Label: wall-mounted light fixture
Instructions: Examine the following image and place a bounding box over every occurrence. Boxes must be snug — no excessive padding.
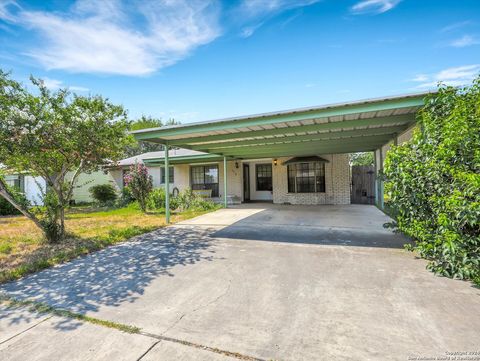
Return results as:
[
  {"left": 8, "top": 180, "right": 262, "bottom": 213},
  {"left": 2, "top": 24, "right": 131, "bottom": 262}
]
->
[{"left": 273, "top": 159, "right": 278, "bottom": 166}]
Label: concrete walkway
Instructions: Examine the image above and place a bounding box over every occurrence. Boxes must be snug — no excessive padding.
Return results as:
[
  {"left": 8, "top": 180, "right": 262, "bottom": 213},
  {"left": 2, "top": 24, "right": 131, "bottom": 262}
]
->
[{"left": 1, "top": 204, "right": 479, "bottom": 360}]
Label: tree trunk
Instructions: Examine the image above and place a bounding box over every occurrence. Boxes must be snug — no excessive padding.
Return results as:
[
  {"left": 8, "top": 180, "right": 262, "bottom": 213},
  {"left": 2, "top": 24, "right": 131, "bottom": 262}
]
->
[
  {"left": 0, "top": 180, "right": 47, "bottom": 238},
  {"left": 59, "top": 206, "right": 66, "bottom": 240}
]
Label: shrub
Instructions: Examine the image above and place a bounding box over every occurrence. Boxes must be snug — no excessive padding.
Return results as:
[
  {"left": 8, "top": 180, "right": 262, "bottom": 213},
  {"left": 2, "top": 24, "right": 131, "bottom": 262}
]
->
[
  {"left": 176, "top": 188, "right": 217, "bottom": 211},
  {"left": 89, "top": 184, "right": 117, "bottom": 205},
  {"left": 124, "top": 163, "right": 153, "bottom": 212},
  {"left": 0, "top": 185, "right": 27, "bottom": 216},
  {"left": 383, "top": 76, "right": 480, "bottom": 283},
  {"left": 146, "top": 187, "right": 217, "bottom": 212},
  {"left": 147, "top": 188, "right": 166, "bottom": 210},
  {"left": 116, "top": 187, "right": 135, "bottom": 207},
  {"left": 147, "top": 188, "right": 179, "bottom": 211},
  {"left": 0, "top": 196, "right": 19, "bottom": 216}
]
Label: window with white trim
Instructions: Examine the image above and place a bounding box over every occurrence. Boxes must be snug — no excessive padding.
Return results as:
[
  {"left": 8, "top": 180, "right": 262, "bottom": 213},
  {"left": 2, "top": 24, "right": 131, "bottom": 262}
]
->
[{"left": 256, "top": 164, "right": 272, "bottom": 191}]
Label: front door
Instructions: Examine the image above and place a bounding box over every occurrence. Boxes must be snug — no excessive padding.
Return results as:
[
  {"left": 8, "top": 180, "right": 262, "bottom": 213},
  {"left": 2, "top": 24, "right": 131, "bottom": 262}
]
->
[{"left": 243, "top": 164, "right": 250, "bottom": 202}]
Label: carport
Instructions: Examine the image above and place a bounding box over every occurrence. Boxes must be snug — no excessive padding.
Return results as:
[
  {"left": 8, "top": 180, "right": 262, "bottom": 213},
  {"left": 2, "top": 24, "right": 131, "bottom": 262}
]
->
[{"left": 132, "top": 93, "right": 428, "bottom": 222}]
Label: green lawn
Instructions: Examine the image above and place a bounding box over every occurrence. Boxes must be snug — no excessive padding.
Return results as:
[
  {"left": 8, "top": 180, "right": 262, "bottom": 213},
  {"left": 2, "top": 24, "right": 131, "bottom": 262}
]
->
[{"left": 0, "top": 203, "right": 217, "bottom": 284}]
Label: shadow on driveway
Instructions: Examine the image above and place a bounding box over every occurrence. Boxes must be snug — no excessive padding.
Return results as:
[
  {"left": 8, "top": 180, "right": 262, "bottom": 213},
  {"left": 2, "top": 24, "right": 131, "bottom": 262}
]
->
[{"left": 1, "top": 227, "right": 215, "bottom": 331}]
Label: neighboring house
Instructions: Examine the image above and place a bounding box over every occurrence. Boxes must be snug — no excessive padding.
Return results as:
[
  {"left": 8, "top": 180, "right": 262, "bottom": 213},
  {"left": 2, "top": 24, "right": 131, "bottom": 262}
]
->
[
  {"left": 69, "top": 170, "right": 117, "bottom": 204},
  {"left": 3, "top": 173, "right": 46, "bottom": 206},
  {"left": 2, "top": 170, "right": 116, "bottom": 206}
]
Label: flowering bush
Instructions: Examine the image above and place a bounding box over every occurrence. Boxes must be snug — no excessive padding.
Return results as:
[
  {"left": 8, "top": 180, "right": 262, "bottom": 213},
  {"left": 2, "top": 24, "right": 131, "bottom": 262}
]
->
[{"left": 124, "top": 163, "right": 153, "bottom": 212}]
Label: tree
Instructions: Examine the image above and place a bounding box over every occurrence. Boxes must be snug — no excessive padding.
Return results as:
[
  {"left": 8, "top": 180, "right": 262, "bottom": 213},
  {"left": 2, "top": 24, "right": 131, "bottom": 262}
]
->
[
  {"left": 124, "top": 162, "right": 153, "bottom": 212},
  {"left": 0, "top": 70, "right": 131, "bottom": 243},
  {"left": 383, "top": 76, "right": 480, "bottom": 283},
  {"left": 349, "top": 152, "right": 374, "bottom": 166},
  {"left": 124, "top": 116, "right": 179, "bottom": 157}
]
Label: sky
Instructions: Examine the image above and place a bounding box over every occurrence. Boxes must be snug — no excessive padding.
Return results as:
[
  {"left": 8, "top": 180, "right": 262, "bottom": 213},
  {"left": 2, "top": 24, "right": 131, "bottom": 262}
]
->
[{"left": 1, "top": 0, "right": 479, "bottom": 123}]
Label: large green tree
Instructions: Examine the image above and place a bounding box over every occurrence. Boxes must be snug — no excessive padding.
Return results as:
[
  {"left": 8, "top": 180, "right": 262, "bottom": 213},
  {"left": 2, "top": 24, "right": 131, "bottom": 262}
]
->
[
  {"left": 349, "top": 152, "right": 374, "bottom": 166},
  {"left": 384, "top": 76, "right": 480, "bottom": 283},
  {"left": 0, "top": 70, "right": 131, "bottom": 243},
  {"left": 124, "top": 116, "right": 179, "bottom": 157}
]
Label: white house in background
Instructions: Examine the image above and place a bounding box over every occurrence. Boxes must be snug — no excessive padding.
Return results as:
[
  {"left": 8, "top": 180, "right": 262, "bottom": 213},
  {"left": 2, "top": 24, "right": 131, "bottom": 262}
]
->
[
  {"left": 2, "top": 170, "right": 116, "bottom": 206},
  {"left": 3, "top": 173, "right": 46, "bottom": 206}
]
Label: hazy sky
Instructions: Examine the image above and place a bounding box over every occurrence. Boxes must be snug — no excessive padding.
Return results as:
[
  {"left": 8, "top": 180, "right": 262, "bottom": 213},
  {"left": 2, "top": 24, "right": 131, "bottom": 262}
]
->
[{"left": 1, "top": 0, "right": 479, "bottom": 123}]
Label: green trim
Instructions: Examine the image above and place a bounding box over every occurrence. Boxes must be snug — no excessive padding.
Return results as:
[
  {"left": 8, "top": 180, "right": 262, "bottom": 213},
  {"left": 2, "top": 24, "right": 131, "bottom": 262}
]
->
[
  {"left": 223, "top": 157, "right": 227, "bottom": 208},
  {"left": 193, "top": 125, "right": 407, "bottom": 151},
  {"left": 215, "top": 135, "right": 391, "bottom": 156},
  {"left": 165, "top": 114, "right": 414, "bottom": 146},
  {"left": 164, "top": 146, "right": 170, "bottom": 224},
  {"left": 234, "top": 146, "right": 377, "bottom": 159},
  {"left": 134, "top": 96, "right": 423, "bottom": 140},
  {"left": 230, "top": 141, "right": 383, "bottom": 158},
  {"left": 143, "top": 154, "right": 225, "bottom": 165}
]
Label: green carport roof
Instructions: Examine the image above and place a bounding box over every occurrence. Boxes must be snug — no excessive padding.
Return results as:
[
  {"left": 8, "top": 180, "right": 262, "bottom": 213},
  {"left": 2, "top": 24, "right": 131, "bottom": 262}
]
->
[{"left": 133, "top": 92, "right": 430, "bottom": 159}]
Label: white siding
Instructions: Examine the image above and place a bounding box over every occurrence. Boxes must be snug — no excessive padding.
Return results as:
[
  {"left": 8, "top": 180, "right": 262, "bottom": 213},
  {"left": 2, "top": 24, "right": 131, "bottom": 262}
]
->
[
  {"left": 70, "top": 171, "right": 117, "bottom": 203},
  {"left": 24, "top": 176, "right": 46, "bottom": 206}
]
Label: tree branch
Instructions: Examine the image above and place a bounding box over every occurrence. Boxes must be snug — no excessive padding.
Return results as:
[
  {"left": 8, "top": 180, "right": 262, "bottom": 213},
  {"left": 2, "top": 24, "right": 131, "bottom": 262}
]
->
[
  {"left": 0, "top": 178, "right": 45, "bottom": 236},
  {"left": 65, "top": 159, "right": 85, "bottom": 203}
]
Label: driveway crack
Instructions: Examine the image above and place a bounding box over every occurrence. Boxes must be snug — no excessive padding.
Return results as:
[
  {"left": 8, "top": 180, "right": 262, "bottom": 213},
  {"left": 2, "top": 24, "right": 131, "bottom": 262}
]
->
[
  {"left": 0, "top": 314, "right": 53, "bottom": 345},
  {"left": 161, "top": 277, "right": 233, "bottom": 336},
  {"left": 136, "top": 340, "right": 161, "bottom": 361}
]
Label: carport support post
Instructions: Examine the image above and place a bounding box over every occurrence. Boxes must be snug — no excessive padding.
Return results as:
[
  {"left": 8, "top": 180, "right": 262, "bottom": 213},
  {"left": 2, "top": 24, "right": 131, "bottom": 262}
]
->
[
  {"left": 374, "top": 150, "right": 379, "bottom": 205},
  {"left": 223, "top": 156, "right": 228, "bottom": 208},
  {"left": 379, "top": 148, "right": 384, "bottom": 210},
  {"left": 164, "top": 145, "right": 170, "bottom": 224}
]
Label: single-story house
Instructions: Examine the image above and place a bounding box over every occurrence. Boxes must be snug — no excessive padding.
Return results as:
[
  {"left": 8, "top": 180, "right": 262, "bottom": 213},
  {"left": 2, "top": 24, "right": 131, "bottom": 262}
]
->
[
  {"left": 1, "top": 170, "right": 115, "bottom": 206},
  {"left": 127, "top": 93, "right": 428, "bottom": 222},
  {"left": 3, "top": 173, "right": 46, "bottom": 206}
]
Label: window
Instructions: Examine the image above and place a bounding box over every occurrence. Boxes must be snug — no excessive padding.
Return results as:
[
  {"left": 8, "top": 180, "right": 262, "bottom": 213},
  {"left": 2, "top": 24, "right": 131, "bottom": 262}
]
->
[
  {"left": 191, "top": 165, "right": 219, "bottom": 197},
  {"left": 161, "top": 167, "right": 174, "bottom": 184},
  {"left": 287, "top": 162, "right": 325, "bottom": 193},
  {"left": 256, "top": 164, "right": 272, "bottom": 191},
  {"left": 5, "top": 175, "right": 24, "bottom": 192}
]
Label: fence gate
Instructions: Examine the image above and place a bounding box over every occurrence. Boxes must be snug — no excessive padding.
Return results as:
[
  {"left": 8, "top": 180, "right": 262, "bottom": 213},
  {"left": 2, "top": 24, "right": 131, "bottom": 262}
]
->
[{"left": 351, "top": 165, "right": 375, "bottom": 204}]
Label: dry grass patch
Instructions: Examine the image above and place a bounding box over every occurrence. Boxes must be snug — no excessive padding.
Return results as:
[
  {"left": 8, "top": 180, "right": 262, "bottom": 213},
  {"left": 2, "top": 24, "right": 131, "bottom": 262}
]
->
[{"left": 0, "top": 203, "right": 216, "bottom": 283}]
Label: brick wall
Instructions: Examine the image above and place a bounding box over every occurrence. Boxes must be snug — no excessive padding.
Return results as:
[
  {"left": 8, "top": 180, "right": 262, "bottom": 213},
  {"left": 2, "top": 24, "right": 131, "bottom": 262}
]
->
[
  {"left": 272, "top": 154, "right": 351, "bottom": 205},
  {"left": 110, "top": 157, "right": 351, "bottom": 205}
]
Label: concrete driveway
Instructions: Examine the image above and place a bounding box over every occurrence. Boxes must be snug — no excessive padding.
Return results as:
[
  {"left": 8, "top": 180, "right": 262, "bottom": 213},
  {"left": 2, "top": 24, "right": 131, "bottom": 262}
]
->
[{"left": 1, "top": 204, "right": 479, "bottom": 360}]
